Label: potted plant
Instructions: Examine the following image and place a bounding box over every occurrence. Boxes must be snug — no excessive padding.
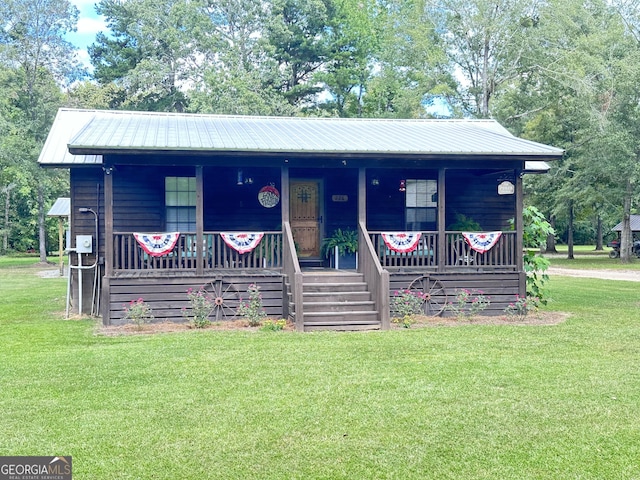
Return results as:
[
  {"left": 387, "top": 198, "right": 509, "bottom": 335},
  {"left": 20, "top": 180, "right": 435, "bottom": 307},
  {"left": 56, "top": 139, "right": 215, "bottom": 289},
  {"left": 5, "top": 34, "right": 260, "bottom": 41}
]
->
[{"left": 321, "top": 228, "right": 358, "bottom": 269}]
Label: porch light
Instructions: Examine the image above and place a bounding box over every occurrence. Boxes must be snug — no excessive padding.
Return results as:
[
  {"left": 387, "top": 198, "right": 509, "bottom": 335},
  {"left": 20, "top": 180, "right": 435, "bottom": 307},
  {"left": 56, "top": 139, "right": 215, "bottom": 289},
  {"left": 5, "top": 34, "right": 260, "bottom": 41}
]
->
[
  {"left": 399, "top": 180, "right": 406, "bottom": 192},
  {"left": 371, "top": 177, "right": 380, "bottom": 186},
  {"left": 237, "top": 169, "right": 243, "bottom": 185}
]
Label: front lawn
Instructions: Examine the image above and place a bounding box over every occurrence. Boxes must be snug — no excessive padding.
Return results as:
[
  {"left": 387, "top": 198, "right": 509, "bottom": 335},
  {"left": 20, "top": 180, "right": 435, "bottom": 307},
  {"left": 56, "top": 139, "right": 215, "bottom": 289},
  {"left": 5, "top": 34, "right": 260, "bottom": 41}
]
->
[
  {"left": 1, "top": 257, "right": 639, "bottom": 479},
  {"left": 548, "top": 244, "right": 640, "bottom": 270}
]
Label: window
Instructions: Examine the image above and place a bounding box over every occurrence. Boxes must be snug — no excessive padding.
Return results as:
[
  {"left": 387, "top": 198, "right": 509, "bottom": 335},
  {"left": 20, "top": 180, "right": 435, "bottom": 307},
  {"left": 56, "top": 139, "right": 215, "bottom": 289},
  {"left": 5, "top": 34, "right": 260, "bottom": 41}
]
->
[
  {"left": 166, "top": 176, "right": 196, "bottom": 231},
  {"left": 405, "top": 179, "right": 437, "bottom": 231}
]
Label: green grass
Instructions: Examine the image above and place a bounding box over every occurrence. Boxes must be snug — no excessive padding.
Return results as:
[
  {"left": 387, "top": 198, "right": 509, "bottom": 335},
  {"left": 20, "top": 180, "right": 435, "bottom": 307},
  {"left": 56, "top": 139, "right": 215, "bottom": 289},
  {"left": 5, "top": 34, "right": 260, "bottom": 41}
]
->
[
  {"left": 1, "top": 256, "right": 640, "bottom": 479},
  {"left": 548, "top": 244, "right": 640, "bottom": 270}
]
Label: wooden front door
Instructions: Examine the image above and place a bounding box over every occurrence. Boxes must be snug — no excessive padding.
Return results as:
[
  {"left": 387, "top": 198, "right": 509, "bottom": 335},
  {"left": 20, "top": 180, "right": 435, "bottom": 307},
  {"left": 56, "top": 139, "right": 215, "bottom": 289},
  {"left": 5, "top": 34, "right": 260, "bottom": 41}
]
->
[{"left": 290, "top": 180, "right": 321, "bottom": 257}]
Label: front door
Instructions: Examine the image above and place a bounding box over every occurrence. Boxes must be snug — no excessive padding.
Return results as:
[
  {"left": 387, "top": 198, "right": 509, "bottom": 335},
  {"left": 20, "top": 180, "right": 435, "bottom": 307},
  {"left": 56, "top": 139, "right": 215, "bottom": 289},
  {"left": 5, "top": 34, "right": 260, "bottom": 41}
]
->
[{"left": 290, "top": 180, "right": 321, "bottom": 258}]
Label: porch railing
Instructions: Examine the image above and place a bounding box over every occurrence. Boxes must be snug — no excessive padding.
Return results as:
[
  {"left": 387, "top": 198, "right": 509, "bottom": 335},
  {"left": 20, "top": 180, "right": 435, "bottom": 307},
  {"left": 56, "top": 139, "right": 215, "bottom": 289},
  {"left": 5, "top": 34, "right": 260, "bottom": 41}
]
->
[
  {"left": 369, "top": 232, "right": 438, "bottom": 269},
  {"left": 444, "top": 231, "right": 517, "bottom": 269},
  {"left": 369, "top": 231, "right": 517, "bottom": 270},
  {"left": 359, "top": 222, "right": 390, "bottom": 329},
  {"left": 283, "top": 222, "right": 304, "bottom": 331},
  {"left": 112, "top": 231, "right": 282, "bottom": 271}
]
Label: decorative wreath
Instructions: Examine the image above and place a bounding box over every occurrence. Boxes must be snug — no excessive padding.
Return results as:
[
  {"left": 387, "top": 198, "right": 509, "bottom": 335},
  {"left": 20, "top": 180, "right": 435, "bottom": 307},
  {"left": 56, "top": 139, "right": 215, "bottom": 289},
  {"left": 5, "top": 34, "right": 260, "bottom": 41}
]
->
[{"left": 258, "top": 184, "right": 280, "bottom": 208}]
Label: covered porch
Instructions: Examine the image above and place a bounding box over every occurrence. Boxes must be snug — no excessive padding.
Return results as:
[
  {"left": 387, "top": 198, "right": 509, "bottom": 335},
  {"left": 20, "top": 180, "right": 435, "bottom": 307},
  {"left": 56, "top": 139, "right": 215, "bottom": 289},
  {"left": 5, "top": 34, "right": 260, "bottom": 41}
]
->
[{"left": 100, "top": 164, "right": 524, "bottom": 330}]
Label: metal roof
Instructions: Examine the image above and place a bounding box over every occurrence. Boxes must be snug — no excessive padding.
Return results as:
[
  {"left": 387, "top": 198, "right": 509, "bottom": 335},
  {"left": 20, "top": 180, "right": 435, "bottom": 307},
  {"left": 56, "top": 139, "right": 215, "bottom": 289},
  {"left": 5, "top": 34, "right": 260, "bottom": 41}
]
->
[
  {"left": 38, "top": 109, "right": 102, "bottom": 166},
  {"left": 47, "top": 197, "right": 70, "bottom": 217},
  {"left": 39, "top": 108, "right": 564, "bottom": 166},
  {"left": 612, "top": 216, "right": 640, "bottom": 232}
]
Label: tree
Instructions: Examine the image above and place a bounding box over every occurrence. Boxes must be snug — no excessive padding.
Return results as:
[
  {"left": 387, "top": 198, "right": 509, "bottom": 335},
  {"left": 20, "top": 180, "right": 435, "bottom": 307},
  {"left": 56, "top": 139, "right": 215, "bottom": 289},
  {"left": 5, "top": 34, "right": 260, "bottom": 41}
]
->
[
  {"left": 90, "top": 0, "right": 206, "bottom": 111},
  {"left": 361, "top": 0, "right": 454, "bottom": 118},
  {"left": 0, "top": 0, "right": 79, "bottom": 259},
  {"left": 433, "top": 0, "right": 541, "bottom": 117},
  {"left": 264, "top": 0, "right": 337, "bottom": 107},
  {"left": 188, "top": 0, "right": 295, "bottom": 115}
]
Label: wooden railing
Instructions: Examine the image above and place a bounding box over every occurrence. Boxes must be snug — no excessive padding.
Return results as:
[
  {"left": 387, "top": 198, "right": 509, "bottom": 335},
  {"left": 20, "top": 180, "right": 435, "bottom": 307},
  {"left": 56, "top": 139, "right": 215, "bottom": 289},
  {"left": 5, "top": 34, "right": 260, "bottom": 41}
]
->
[
  {"left": 112, "top": 232, "right": 282, "bottom": 271},
  {"left": 444, "top": 231, "right": 516, "bottom": 269},
  {"left": 359, "top": 222, "right": 390, "bottom": 329},
  {"left": 369, "top": 231, "right": 517, "bottom": 271},
  {"left": 369, "top": 232, "right": 437, "bottom": 269},
  {"left": 283, "top": 222, "right": 304, "bottom": 331}
]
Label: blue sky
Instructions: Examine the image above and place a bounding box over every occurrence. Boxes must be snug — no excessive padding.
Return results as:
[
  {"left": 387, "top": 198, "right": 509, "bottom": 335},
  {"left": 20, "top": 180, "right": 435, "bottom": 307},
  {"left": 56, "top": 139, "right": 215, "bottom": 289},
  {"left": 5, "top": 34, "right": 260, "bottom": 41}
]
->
[{"left": 66, "top": 0, "right": 107, "bottom": 69}]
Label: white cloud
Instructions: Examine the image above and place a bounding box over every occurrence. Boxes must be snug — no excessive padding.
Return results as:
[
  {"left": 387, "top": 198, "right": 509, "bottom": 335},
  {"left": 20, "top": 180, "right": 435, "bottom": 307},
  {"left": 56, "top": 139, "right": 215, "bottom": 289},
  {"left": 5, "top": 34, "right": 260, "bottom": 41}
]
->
[{"left": 77, "top": 16, "right": 107, "bottom": 35}]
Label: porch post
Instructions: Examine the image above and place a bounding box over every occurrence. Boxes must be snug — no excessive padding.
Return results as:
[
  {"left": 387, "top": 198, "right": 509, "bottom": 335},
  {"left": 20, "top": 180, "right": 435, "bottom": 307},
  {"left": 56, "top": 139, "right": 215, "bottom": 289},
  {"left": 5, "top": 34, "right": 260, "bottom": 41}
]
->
[
  {"left": 437, "top": 168, "right": 446, "bottom": 272},
  {"left": 358, "top": 167, "right": 366, "bottom": 224},
  {"left": 281, "top": 166, "right": 289, "bottom": 223},
  {"left": 196, "top": 166, "right": 204, "bottom": 276},
  {"left": 101, "top": 164, "right": 113, "bottom": 324},
  {"left": 515, "top": 169, "right": 525, "bottom": 295}
]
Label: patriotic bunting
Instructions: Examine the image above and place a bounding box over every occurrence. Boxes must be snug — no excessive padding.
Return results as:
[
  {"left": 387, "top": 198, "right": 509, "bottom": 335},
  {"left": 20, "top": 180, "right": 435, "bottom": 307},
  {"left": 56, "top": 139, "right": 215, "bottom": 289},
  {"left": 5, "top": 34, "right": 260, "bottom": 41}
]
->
[
  {"left": 133, "top": 232, "right": 180, "bottom": 257},
  {"left": 462, "top": 232, "right": 502, "bottom": 253},
  {"left": 381, "top": 232, "right": 422, "bottom": 253},
  {"left": 220, "top": 232, "right": 264, "bottom": 254}
]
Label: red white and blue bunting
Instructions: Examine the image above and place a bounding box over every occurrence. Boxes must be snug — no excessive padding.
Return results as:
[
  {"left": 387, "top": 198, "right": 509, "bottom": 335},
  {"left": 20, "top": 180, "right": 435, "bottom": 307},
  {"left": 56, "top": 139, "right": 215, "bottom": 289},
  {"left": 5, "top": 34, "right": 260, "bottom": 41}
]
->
[
  {"left": 133, "top": 232, "right": 180, "bottom": 257},
  {"left": 220, "top": 232, "right": 264, "bottom": 254},
  {"left": 462, "top": 231, "right": 502, "bottom": 253},
  {"left": 381, "top": 232, "right": 422, "bottom": 253}
]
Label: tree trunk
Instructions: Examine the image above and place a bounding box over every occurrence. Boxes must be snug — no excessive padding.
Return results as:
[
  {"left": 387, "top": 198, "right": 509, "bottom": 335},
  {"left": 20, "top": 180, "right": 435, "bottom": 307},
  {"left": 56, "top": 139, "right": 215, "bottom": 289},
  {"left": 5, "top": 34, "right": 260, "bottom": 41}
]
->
[
  {"left": 545, "top": 215, "right": 558, "bottom": 253},
  {"left": 595, "top": 214, "right": 603, "bottom": 250},
  {"left": 38, "top": 185, "right": 47, "bottom": 263},
  {"left": 620, "top": 178, "right": 633, "bottom": 264},
  {"left": 1, "top": 184, "right": 15, "bottom": 254},
  {"left": 481, "top": 36, "right": 490, "bottom": 117},
  {"left": 567, "top": 202, "right": 574, "bottom": 259}
]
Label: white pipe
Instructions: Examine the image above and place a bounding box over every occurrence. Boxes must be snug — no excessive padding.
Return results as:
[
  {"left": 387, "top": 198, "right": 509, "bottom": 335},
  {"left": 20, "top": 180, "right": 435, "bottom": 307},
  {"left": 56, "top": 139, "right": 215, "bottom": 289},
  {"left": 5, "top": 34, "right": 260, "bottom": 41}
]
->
[
  {"left": 67, "top": 250, "right": 98, "bottom": 316},
  {"left": 65, "top": 262, "right": 72, "bottom": 318},
  {"left": 78, "top": 253, "right": 83, "bottom": 315}
]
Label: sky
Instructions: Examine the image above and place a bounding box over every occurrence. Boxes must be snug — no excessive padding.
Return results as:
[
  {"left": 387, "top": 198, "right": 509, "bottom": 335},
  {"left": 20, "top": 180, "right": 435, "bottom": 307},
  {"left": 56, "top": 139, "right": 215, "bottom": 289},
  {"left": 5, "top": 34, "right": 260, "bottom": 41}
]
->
[{"left": 66, "top": 0, "right": 107, "bottom": 69}]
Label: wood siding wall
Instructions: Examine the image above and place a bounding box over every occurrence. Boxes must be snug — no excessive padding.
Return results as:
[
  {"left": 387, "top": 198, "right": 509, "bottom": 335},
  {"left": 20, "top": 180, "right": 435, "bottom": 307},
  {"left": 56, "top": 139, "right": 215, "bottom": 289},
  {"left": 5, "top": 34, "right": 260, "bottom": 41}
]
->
[
  {"left": 69, "top": 161, "right": 524, "bottom": 325},
  {"left": 389, "top": 271, "right": 524, "bottom": 316},
  {"left": 106, "top": 274, "right": 284, "bottom": 325},
  {"left": 445, "top": 170, "right": 516, "bottom": 231},
  {"left": 365, "top": 168, "right": 516, "bottom": 232},
  {"left": 69, "top": 168, "right": 105, "bottom": 315}
]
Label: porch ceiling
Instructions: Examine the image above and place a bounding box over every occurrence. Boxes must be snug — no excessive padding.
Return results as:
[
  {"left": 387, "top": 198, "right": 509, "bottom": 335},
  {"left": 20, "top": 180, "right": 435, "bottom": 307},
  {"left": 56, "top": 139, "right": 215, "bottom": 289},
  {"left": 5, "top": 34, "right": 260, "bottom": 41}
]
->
[{"left": 38, "top": 109, "right": 564, "bottom": 167}]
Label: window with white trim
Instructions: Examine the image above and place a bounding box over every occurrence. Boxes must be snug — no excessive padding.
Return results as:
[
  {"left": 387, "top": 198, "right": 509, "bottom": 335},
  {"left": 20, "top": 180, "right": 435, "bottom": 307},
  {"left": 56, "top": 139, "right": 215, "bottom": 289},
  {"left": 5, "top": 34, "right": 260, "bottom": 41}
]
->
[
  {"left": 165, "top": 176, "right": 196, "bottom": 231},
  {"left": 405, "top": 179, "right": 437, "bottom": 231}
]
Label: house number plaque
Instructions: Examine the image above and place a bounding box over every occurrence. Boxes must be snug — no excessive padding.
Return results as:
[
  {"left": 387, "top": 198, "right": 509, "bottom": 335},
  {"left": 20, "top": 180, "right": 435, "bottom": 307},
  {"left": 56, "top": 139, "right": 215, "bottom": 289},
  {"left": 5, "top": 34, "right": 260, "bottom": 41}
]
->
[
  {"left": 498, "top": 181, "right": 515, "bottom": 195},
  {"left": 331, "top": 195, "right": 348, "bottom": 202}
]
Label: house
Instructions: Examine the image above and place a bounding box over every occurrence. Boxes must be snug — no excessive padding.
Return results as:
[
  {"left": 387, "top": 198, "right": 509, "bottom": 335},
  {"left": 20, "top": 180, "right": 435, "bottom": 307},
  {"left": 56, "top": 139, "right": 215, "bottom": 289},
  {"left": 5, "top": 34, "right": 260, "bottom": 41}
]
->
[{"left": 39, "top": 108, "right": 563, "bottom": 331}]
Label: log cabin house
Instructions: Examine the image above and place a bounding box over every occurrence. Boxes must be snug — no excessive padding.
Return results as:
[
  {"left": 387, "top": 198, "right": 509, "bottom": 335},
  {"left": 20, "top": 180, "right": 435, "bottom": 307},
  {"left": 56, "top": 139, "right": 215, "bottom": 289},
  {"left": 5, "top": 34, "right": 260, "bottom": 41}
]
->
[{"left": 39, "top": 109, "right": 563, "bottom": 331}]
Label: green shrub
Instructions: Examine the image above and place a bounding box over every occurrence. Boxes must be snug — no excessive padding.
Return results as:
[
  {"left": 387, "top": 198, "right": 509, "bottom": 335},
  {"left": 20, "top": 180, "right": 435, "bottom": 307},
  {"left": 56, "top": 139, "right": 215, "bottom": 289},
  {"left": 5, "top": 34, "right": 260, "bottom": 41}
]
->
[
  {"left": 237, "top": 284, "right": 267, "bottom": 327},
  {"left": 123, "top": 298, "right": 154, "bottom": 330},
  {"left": 183, "top": 287, "right": 214, "bottom": 328},
  {"left": 446, "top": 289, "right": 490, "bottom": 319}
]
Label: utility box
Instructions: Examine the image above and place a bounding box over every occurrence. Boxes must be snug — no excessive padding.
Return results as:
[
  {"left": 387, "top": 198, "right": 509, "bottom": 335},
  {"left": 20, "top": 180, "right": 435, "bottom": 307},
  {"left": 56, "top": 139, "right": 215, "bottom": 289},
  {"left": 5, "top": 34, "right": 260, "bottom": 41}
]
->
[{"left": 76, "top": 235, "right": 93, "bottom": 254}]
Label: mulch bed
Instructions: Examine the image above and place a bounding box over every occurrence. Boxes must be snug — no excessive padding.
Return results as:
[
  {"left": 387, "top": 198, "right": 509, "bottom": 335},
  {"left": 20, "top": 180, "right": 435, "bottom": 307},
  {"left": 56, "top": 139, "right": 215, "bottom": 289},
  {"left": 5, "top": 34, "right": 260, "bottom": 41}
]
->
[{"left": 96, "top": 312, "right": 569, "bottom": 336}]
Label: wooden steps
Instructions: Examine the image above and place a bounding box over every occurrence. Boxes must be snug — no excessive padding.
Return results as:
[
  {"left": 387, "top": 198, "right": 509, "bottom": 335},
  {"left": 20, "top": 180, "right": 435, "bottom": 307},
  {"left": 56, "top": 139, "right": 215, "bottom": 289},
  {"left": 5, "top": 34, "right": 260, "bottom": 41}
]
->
[{"left": 289, "top": 271, "right": 380, "bottom": 332}]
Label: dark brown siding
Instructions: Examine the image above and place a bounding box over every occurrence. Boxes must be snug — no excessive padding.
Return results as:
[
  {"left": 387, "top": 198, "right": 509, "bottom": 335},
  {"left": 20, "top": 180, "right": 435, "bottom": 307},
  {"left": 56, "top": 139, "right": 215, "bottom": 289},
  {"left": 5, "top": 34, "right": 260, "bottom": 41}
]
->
[
  {"left": 365, "top": 168, "right": 516, "bottom": 232},
  {"left": 204, "top": 167, "right": 282, "bottom": 231},
  {"left": 445, "top": 170, "right": 516, "bottom": 231},
  {"left": 69, "top": 168, "right": 105, "bottom": 315},
  {"left": 107, "top": 274, "right": 284, "bottom": 325},
  {"left": 389, "top": 271, "right": 524, "bottom": 316}
]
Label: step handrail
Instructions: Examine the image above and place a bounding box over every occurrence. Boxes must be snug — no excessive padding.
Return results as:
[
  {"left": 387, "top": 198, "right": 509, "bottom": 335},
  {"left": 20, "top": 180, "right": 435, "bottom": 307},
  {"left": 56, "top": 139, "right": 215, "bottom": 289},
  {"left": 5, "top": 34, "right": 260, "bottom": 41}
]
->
[
  {"left": 358, "top": 221, "right": 390, "bottom": 329},
  {"left": 283, "top": 222, "right": 304, "bottom": 331}
]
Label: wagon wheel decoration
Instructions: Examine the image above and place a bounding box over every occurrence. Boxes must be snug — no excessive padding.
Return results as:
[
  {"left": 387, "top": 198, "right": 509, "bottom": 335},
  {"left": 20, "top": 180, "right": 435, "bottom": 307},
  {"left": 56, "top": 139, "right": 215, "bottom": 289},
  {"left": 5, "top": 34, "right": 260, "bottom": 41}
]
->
[
  {"left": 204, "top": 278, "right": 241, "bottom": 321},
  {"left": 408, "top": 275, "right": 448, "bottom": 316}
]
